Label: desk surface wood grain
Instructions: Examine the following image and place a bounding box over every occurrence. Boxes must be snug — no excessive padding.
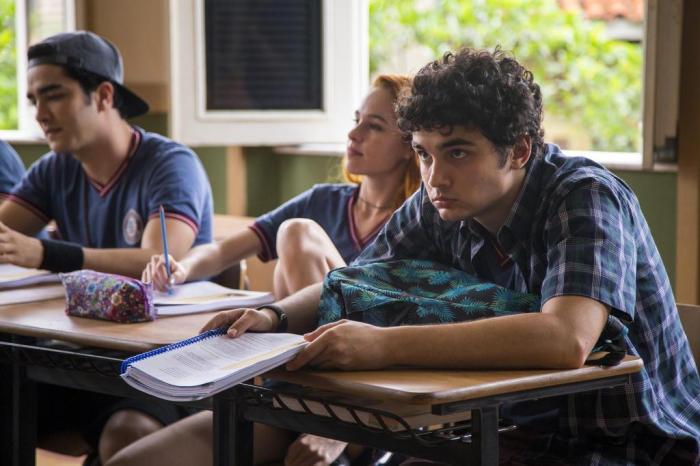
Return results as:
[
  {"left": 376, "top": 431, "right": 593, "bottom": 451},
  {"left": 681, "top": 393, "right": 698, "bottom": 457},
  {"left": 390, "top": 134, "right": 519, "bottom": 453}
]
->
[
  {"left": 267, "top": 355, "right": 643, "bottom": 404},
  {"left": 0, "top": 289, "right": 643, "bottom": 407},
  {"left": 0, "top": 298, "right": 215, "bottom": 352}
]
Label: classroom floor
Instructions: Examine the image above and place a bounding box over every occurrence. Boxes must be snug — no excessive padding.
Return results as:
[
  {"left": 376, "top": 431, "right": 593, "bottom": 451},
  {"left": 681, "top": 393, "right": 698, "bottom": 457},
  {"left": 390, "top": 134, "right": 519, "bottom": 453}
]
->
[{"left": 36, "top": 449, "right": 86, "bottom": 466}]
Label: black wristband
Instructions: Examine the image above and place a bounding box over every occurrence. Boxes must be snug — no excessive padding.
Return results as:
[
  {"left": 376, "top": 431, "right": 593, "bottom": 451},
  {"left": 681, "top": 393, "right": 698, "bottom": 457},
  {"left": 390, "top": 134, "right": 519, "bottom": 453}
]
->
[
  {"left": 39, "top": 239, "right": 84, "bottom": 273},
  {"left": 257, "top": 304, "right": 288, "bottom": 333}
]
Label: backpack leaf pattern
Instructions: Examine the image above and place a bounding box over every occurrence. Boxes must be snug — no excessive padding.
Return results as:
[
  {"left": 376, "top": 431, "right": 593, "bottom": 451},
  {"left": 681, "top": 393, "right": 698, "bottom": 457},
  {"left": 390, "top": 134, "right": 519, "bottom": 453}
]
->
[{"left": 318, "top": 259, "right": 541, "bottom": 326}]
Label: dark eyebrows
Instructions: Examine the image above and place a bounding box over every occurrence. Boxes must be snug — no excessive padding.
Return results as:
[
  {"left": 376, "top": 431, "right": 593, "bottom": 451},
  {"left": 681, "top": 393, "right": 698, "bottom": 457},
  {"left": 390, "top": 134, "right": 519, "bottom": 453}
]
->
[
  {"left": 27, "top": 83, "right": 63, "bottom": 100},
  {"left": 438, "top": 137, "right": 476, "bottom": 151},
  {"left": 411, "top": 137, "right": 477, "bottom": 152}
]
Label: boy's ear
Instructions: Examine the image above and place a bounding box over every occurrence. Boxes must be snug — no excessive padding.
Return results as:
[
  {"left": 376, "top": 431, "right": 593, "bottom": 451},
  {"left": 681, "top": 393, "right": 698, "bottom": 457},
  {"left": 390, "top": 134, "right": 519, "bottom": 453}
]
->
[
  {"left": 94, "top": 81, "right": 115, "bottom": 112},
  {"left": 511, "top": 135, "right": 532, "bottom": 169}
]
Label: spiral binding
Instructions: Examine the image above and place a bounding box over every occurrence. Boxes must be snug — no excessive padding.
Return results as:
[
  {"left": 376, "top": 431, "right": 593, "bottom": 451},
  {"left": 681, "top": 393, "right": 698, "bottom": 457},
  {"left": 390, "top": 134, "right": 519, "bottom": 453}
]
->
[{"left": 120, "top": 327, "right": 227, "bottom": 373}]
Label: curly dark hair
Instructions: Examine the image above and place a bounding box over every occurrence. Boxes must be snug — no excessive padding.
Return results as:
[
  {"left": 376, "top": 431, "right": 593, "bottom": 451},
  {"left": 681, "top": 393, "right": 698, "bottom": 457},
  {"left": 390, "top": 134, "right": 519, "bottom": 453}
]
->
[{"left": 397, "top": 47, "right": 545, "bottom": 164}]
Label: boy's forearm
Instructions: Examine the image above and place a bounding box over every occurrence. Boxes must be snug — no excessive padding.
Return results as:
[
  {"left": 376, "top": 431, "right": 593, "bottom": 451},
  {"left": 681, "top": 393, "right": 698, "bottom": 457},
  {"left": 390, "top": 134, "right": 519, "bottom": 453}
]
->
[{"left": 382, "top": 312, "right": 592, "bottom": 370}]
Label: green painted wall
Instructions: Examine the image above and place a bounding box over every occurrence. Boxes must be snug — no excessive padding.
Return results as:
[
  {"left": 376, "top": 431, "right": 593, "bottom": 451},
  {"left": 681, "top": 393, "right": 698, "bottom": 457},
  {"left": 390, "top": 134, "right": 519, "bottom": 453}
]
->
[
  {"left": 244, "top": 147, "right": 679, "bottom": 287},
  {"left": 9, "top": 113, "right": 678, "bottom": 287},
  {"left": 614, "top": 170, "right": 677, "bottom": 286},
  {"left": 245, "top": 147, "right": 341, "bottom": 216}
]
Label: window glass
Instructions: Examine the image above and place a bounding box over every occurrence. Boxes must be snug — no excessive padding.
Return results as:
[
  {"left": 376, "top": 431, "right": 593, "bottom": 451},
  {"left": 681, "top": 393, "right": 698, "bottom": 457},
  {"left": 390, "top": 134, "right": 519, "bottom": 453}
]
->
[
  {"left": 28, "top": 0, "right": 67, "bottom": 44},
  {"left": 204, "top": 0, "right": 323, "bottom": 111},
  {"left": 0, "top": 0, "right": 17, "bottom": 130},
  {"left": 0, "top": 0, "right": 69, "bottom": 131},
  {"left": 369, "top": 0, "right": 643, "bottom": 154}
]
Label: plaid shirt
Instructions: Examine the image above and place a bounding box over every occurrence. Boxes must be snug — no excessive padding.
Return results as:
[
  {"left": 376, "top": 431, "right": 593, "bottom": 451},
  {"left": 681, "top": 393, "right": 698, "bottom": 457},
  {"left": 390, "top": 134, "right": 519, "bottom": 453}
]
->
[{"left": 354, "top": 145, "right": 700, "bottom": 465}]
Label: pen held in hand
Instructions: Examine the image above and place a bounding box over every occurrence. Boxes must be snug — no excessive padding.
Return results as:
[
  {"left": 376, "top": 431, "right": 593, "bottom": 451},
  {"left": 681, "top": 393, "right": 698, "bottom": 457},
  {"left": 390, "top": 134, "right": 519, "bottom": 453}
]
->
[{"left": 159, "top": 205, "right": 173, "bottom": 295}]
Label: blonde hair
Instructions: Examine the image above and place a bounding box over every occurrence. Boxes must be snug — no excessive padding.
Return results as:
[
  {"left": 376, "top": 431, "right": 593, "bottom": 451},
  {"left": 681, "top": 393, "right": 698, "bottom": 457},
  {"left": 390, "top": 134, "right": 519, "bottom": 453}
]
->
[{"left": 342, "top": 74, "right": 421, "bottom": 208}]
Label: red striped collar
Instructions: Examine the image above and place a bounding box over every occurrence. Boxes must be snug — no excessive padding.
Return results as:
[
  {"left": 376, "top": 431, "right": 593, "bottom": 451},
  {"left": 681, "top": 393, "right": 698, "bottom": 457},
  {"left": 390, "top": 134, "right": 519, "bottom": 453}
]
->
[
  {"left": 347, "top": 189, "right": 390, "bottom": 250},
  {"left": 86, "top": 129, "right": 141, "bottom": 198}
]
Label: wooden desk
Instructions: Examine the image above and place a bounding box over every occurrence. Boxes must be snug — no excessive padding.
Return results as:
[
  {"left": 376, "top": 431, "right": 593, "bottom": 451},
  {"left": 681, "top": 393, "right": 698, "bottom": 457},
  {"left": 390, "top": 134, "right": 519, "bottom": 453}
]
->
[
  {"left": 239, "top": 358, "right": 642, "bottom": 465},
  {"left": 0, "top": 298, "right": 217, "bottom": 352},
  {"left": 0, "top": 299, "right": 219, "bottom": 466},
  {"left": 0, "top": 298, "right": 644, "bottom": 466},
  {"left": 268, "top": 358, "right": 643, "bottom": 406}
]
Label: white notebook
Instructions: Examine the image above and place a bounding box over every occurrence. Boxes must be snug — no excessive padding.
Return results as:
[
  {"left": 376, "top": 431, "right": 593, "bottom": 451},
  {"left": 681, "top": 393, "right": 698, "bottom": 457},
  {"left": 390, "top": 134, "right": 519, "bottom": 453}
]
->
[
  {"left": 0, "top": 264, "right": 60, "bottom": 290},
  {"left": 121, "top": 329, "right": 307, "bottom": 401},
  {"left": 153, "top": 281, "right": 274, "bottom": 316},
  {"left": 0, "top": 284, "right": 65, "bottom": 306}
]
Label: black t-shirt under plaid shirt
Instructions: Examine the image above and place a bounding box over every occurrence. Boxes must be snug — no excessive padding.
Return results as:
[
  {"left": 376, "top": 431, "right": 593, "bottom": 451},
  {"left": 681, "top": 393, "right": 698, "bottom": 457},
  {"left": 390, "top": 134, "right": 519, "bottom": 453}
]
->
[{"left": 353, "top": 144, "right": 700, "bottom": 465}]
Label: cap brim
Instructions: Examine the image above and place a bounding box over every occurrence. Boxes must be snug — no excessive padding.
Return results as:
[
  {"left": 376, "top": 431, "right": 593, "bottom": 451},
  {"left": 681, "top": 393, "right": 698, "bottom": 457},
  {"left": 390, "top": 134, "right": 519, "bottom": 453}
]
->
[{"left": 114, "top": 82, "right": 149, "bottom": 118}]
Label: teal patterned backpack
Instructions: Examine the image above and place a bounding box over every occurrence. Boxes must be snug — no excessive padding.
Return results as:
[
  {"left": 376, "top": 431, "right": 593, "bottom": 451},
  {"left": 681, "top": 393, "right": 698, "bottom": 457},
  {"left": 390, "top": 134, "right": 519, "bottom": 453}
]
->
[
  {"left": 318, "top": 259, "right": 626, "bottom": 366},
  {"left": 319, "top": 259, "right": 540, "bottom": 327}
]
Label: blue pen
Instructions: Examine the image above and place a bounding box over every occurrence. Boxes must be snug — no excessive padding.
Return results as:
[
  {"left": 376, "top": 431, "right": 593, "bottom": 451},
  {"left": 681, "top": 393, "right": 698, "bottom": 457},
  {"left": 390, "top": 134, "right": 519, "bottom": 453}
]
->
[{"left": 159, "top": 205, "right": 173, "bottom": 294}]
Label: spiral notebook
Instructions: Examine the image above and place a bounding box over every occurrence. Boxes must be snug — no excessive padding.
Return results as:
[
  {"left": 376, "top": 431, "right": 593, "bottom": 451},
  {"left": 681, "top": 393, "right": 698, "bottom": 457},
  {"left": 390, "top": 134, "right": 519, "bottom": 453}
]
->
[{"left": 121, "top": 328, "right": 307, "bottom": 401}]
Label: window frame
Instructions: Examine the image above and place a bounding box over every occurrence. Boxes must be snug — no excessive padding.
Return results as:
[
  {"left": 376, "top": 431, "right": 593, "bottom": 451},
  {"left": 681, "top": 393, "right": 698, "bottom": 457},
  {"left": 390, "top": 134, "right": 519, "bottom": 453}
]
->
[
  {"left": 0, "top": 0, "right": 75, "bottom": 142},
  {"left": 278, "top": 1, "right": 682, "bottom": 172},
  {"left": 169, "top": 0, "right": 369, "bottom": 146},
  {"left": 642, "top": 0, "right": 683, "bottom": 169}
]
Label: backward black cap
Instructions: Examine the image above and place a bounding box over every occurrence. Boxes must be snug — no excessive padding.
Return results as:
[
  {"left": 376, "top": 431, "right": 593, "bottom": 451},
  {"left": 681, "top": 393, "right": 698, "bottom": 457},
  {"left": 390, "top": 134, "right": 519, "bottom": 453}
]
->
[{"left": 28, "top": 31, "right": 149, "bottom": 118}]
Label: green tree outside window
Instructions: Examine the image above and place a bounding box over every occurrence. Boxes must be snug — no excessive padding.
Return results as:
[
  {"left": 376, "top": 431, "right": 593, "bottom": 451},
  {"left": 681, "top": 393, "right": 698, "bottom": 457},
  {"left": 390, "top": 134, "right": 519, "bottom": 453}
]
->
[
  {"left": 0, "top": 0, "right": 18, "bottom": 130},
  {"left": 370, "top": 0, "right": 642, "bottom": 153}
]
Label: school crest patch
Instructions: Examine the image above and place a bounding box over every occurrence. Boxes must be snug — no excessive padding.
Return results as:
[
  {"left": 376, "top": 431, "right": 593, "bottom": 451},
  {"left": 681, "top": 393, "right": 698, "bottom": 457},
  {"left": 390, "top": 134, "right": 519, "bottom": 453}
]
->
[{"left": 122, "top": 209, "right": 144, "bottom": 246}]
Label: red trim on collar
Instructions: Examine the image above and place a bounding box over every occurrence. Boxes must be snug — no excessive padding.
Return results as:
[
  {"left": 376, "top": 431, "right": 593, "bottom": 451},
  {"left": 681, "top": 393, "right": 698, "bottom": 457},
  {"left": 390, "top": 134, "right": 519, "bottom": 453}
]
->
[
  {"left": 488, "top": 237, "right": 513, "bottom": 268},
  {"left": 347, "top": 193, "right": 362, "bottom": 250},
  {"left": 86, "top": 129, "right": 141, "bottom": 198},
  {"left": 359, "top": 214, "right": 388, "bottom": 246},
  {"left": 347, "top": 188, "right": 390, "bottom": 250}
]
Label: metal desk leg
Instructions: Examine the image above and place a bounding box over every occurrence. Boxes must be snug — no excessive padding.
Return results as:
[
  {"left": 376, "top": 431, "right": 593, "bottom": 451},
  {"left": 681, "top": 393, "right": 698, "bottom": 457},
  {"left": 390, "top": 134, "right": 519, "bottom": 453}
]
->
[
  {"left": 0, "top": 342, "right": 37, "bottom": 466},
  {"left": 213, "top": 387, "right": 253, "bottom": 466},
  {"left": 471, "top": 406, "right": 499, "bottom": 466}
]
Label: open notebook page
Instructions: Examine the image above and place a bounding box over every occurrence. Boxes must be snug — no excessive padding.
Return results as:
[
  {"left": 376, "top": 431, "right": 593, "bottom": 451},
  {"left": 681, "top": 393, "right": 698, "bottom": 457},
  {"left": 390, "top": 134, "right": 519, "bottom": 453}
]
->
[
  {"left": 0, "top": 284, "right": 65, "bottom": 306},
  {"left": 128, "top": 332, "right": 306, "bottom": 387},
  {"left": 0, "top": 264, "right": 60, "bottom": 290},
  {"left": 153, "top": 281, "right": 273, "bottom": 316}
]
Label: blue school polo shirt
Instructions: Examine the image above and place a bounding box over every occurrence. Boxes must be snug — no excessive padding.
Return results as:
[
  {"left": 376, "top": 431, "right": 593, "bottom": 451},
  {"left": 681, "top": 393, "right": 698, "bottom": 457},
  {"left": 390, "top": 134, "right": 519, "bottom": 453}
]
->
[
  {"left": 0, "top": 141, "right": 25, "bottom": 198},
  {"left": 9, "top": 127, "right": 213, "bottom": 247},
  {"left": 251, "top": 183, "right": 384, "bottom": 264}
]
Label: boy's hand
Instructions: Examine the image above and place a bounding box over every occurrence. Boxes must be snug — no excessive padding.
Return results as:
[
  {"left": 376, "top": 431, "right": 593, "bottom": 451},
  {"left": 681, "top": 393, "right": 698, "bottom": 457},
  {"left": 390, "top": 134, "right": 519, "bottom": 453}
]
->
[
  {"left": 287, "top": 320, "right": 391, "bottom": 371},
  {"left": 0, "top": 222, "right": 43, "bottom": 268}
]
